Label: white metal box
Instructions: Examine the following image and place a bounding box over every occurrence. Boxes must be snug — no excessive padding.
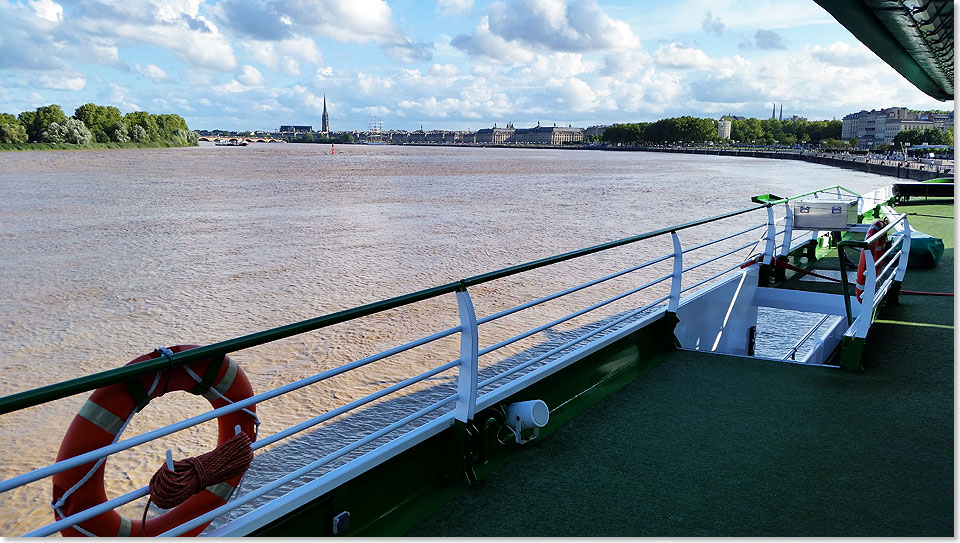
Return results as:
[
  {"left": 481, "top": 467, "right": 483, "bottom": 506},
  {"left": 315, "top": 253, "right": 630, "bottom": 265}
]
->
[{"left": 792, "top": 198, "right": 859, "bottom": 230}]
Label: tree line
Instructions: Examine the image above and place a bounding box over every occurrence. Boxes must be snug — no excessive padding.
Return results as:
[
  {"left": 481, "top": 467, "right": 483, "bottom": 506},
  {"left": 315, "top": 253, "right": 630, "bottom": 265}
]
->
[
  {"left": 892, "top": 126, "right": 954, "bottom": 147},
  {"left": 0, "top": 103, "right": 198, "bottom": 147},
  {"left": 602, "top": 116, "right": 843, "bottom": 146}
]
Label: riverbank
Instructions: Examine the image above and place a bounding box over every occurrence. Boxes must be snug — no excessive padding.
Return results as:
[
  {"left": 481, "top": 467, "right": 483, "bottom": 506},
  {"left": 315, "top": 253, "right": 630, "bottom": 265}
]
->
[
  {"left": 0, "top": 141, "right": 197, "bottom": 152},
  {"left": 397, "top": 142, "right": 952, "bottom": 181},
  {"left": 619, "top": 146, "right": 952, "bottom": 181}
]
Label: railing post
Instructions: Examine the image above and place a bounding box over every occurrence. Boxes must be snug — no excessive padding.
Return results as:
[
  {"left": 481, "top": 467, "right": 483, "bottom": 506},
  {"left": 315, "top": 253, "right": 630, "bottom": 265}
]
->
[
  {"left": 454, "top": 284, "right": 478, "bottom": 423},
  {"left": 668, "top": 231, "right": 682, "bottom": 312},
  {"left": 856, "top": 249, "right": 878, "bottom": 337},
  {"left": 895, "top": 216, "right": 911, "bottom": 282},
  {"left": 763, "top": 205, "right": 776, "bottom": 264},
  {"left": 779, "top": 202, "right": 794, "bottom": 257}
]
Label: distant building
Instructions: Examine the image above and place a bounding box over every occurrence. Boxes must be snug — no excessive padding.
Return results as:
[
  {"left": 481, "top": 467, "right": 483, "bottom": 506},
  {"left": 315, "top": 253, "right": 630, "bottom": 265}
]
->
[
  {"left": 512, "top": 122, "right": 585, "bottom": 145},
  {"left": 840, "top": 107, "right": 950, "bottom": 145},
  {"left": 278, "top": 125, "right": 313, "bottom": 136},
  {"left": 585, "top": 125, "right": 608, "bottom": 139},
  {"left": 718, "top": 118, "right": 732, "bottom": 140},
  {"left": 475, "top": 123, "right": 516, "bottom": 144},
  {"left": 321, "top": 96, "right": 330, "bottom": 134}
]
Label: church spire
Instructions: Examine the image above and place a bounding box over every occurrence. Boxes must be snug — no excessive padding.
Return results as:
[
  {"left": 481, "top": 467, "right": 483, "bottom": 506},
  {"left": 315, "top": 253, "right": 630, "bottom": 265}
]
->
[{"left": 321, "top": 95, "right": 330, "bottom": 133}]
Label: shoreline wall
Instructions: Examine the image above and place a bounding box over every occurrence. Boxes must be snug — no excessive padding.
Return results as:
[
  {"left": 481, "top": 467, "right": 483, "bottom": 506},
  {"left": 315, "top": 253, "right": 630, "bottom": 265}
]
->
[{"left": 605, "top": 146, "right": 950, "bottom": 181}]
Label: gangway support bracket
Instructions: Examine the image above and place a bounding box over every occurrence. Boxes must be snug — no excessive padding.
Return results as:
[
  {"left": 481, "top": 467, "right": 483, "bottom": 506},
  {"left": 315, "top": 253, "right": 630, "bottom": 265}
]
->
[{"left": 839, "top": 336, "right": 866, "bottom": 371}]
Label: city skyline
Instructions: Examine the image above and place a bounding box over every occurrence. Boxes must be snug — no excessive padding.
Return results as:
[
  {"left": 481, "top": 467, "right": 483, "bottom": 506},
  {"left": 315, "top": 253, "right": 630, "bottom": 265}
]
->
[{"left": 1, "top": 0, "right": 952, "bottom": 132}]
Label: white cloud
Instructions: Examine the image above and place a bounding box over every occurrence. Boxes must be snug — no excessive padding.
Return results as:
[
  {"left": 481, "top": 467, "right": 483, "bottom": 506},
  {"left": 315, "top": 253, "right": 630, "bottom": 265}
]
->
[
  {"left": 455, "top": 0, "right": 641, "bottom": 57},
  {"left": 810, "top": 41, "right": 874, "bottom": 68},
  {"left": 73, "top": 2, "right": 238, "bottom": 71},
  {"left": 107, "top": 82, "right": 139, "bottom": 111},
  {"left": 34, "top": 74, "right": 85, "bottom": 90},
  {"left": 655, "top": 43, "right": 714, "bottom": 70},
  {"left": 133, "top": 63, "right": 169, "bottom": 81},
  {"left": 213, "top": 80, "right": 249, "bottom": 93},
  {"left": 429, "top": 63, "right": 460, "bottom": 78},
  {"left": 30, "top": 0, "right": 62, "bottom": 23},
  {"left": 241, "top": 37, "right": 324, "bottom": 76},
  {"left": 215, "top": 0, "right": 432, "bottom": 63},
  {"left": 548, "top": 77, "right": 597, "bottom": 111},
  {"left": 436, "top": 0, "right": 473, "bottom": 16},
  {"left": 352, "top": 105, "right": 394, "bottom": 116},
  {"left": 237, "top": 65, "right": 265, "bottom": 86}
]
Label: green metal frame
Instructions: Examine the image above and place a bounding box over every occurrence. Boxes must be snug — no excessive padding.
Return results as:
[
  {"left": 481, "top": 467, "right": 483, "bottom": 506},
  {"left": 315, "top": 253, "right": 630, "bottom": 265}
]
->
[{"left": 814, "top": 0, "right": 953, "bottom": 100}]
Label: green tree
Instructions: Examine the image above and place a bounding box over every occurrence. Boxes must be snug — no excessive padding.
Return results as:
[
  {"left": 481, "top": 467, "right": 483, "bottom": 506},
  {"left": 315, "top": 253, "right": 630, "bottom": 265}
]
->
[
  {"left": 42, "top": 118, "right": 92, "bottom": 145},
  {"left": 602, "top": 123, "right": 647, "bottom": 144},
  {"left": 0, "top": 122, "right": 27, "bottom": 143},
  {"left": 20, "top": 104, "right": 66, "bottom": 142},
  {"left": 339, "top": 132, "right": 355, "bottom": 143},
  {"left": 62, "top": 118, "right": 93, "bottom": 145},
  {"left": 108, "top": 122, "right": 129, "bottom": 143},
  {"left": 848, "top": 136, "right": 858, "bottom": 148},
  {"left": 892, "top": 130, "right": 913, "bottom": 147},
  {"left": 17, "top": 111, "right": 36, "bottom": 140},
  {"left": 0, "top": 113, "right": 27, "bottom": 143},
  {"left": 74, "top": 103, "right": 122, "bottom": 135},
  {"left": 129, "top": 124, "right": 149, "bottom": 142},
  {"left": 41, "top": 123, "right": 66, "bottom": 143},
  {"left": 731, "top": 118, "right": 763, "bottom": 143},
  {"left": 154, "top": 113, "right": 190, "bottom": 140},
  {"left": 125, "top": 111, "right": 158, "bottom": 140}
]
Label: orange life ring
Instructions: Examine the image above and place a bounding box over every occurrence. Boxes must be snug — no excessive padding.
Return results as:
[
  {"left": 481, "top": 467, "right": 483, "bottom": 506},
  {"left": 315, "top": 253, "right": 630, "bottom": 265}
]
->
[
  {"left": 52, "top": 345, "right": 256, "bottom": 537},
  {"left": 855, "top": 219, "right": 890, "bottom": 303}
]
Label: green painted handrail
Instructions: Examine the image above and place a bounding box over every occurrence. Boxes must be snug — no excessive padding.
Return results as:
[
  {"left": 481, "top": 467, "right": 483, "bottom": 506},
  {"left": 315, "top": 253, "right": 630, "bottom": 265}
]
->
[
  {"left": 837, "top": 239, "right": 870, "bottom": 325},
  {"left": 0, "top": 201, "right": 772, "bottom": 415}
]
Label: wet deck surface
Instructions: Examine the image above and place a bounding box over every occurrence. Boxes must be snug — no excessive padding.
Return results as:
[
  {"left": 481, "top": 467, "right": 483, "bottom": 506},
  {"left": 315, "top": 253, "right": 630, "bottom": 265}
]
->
[{"left": 409, "top": 200, "right": 953, "bottom": 537}]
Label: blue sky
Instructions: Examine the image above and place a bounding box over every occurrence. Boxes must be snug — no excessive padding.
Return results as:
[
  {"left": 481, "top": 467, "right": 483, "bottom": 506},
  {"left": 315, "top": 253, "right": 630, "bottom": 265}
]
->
[{"left": 0, "top": 0, "right": 952, "bottom": 131}]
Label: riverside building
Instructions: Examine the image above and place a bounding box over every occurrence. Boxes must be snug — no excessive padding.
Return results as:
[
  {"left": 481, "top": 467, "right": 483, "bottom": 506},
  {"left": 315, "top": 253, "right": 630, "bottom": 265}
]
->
[
  {"left": 475, "top": 122, "right": 585, "bottom": 145},
  {"left": 841, "top": 107, "right": 952, "bottom": 146},
  {"left": 718, "top": 118, "right": 732, "bottom": 140}
]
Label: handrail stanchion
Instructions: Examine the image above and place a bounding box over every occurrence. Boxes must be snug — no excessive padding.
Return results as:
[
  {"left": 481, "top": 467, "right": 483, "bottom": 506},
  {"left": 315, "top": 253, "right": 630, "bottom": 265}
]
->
[
  {"left": 856, "top": 249, "right": 878, "bottom": 337},
  {"left": 454, "top": 284, "right": 478, "bottom": 422},
  {"left": 895, "top": 217, "right": 911, "bottom": 282},
  {"left": 668, "top": 231, "right": 682, "bottom": 313},
  {"left": 779, "top": 203, "right": 794, "bottom": 258},
  {"left": 763, "top": 206, "right": 777, "bottom": 264}
]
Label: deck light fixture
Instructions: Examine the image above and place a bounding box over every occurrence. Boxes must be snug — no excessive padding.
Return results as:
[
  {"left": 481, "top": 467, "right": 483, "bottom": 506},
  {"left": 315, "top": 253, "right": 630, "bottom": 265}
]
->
[{"left": 505, "top": 400, "right": 549, "bottom": 444}]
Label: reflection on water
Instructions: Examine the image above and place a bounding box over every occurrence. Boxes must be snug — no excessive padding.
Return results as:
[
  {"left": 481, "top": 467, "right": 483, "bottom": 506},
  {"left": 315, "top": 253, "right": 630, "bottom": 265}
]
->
[{"left": 0, "top": 144, "right": 886, "bottom": 534}]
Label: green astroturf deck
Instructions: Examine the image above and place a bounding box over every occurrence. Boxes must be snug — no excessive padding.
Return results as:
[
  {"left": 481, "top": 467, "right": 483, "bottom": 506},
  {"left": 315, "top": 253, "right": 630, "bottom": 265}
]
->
[{"left": 409, "top": 200, "right": 953, "bottom": 537}]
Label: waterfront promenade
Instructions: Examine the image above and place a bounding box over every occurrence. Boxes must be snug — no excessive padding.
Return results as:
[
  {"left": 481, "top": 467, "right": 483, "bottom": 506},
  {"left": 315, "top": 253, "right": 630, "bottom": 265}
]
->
[{"left": 625, "top": 145, "right": 953, "bottom": 180}]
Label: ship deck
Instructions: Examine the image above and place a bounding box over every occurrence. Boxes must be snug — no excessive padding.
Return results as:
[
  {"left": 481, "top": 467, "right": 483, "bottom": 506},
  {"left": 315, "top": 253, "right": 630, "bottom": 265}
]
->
[{"left": 409, "top": 199, "right": 954, "bottom": 537}]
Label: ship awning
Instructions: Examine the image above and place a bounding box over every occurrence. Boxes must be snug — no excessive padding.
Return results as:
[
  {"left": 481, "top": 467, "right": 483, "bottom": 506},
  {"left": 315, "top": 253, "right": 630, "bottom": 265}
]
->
[{"left": 815, "top": 0, "right": 954, "bottom": 101}]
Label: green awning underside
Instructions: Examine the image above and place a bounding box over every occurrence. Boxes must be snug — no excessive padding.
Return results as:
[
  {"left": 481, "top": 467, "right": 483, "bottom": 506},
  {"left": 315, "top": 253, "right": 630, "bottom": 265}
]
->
[{"left": 815, "top": 0, "right": 954, "bottom": 101}]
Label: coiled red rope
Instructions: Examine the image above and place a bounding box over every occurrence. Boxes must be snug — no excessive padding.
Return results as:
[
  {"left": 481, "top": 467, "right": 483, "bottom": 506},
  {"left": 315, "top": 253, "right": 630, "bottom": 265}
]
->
[{"left": 141, "top": 432, "right": 254, "bottom": 529}]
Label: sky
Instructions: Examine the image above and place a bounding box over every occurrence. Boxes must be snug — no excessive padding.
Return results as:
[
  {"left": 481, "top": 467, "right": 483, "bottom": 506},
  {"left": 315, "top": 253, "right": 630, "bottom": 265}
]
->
[{"left": 0, "top": 0, "right": 953, "bottom": 132}]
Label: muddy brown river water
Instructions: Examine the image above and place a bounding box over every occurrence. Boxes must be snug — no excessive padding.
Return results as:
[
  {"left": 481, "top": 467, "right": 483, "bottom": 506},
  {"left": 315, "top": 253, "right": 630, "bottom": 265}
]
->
[{"left": 0, "top": 143, "right": 887, "bottom": 534}]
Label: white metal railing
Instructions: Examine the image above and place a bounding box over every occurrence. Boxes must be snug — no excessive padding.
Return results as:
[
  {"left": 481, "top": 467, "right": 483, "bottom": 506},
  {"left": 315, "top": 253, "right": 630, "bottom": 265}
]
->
[
  {"left": 0, "top": 201, "right": 785, "bottom": 537},
  {"left": 782, "top": 314, "right": 832, "bottom": 361},
  {"left": 844, "top": 210, "right": 911, "bottom": 339}
]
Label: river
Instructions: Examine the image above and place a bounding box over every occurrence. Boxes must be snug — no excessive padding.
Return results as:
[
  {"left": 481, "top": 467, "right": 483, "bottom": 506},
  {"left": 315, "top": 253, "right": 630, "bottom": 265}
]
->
[{"left": 0, "top": 143, "right": 889, "bottom": 534}]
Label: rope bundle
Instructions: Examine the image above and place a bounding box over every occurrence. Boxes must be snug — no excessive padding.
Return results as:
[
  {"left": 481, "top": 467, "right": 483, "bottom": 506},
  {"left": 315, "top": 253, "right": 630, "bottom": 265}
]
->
[{"left": 141, "top": 432, "right": 253, "bottom": 528}]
